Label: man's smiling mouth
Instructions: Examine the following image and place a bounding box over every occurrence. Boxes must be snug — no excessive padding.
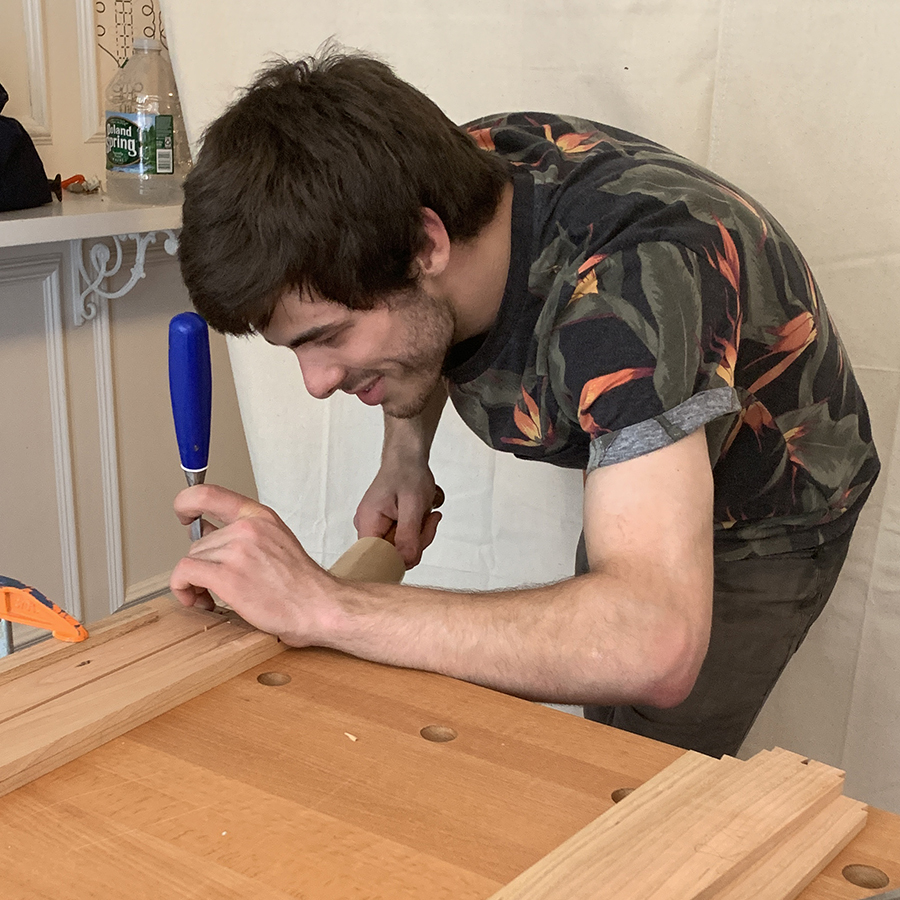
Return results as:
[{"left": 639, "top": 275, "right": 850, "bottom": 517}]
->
[{"left": 347, "top": 376, "right": 385, "bottom": 406}]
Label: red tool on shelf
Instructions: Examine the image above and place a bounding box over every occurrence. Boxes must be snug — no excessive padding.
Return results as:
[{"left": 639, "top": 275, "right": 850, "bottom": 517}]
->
[{"left": 0, "top": 576, "right": 88, "bottom": 655}]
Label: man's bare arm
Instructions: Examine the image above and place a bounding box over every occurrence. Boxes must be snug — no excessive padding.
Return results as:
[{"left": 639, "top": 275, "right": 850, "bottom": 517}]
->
[{"left": 171, "top": 427, "right": 713, "bottom": 707}]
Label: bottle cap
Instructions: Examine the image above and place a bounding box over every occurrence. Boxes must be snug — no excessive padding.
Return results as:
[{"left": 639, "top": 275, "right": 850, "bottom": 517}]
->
[{"left": 132, "top": 37, "right": 163, "bottom": 52}]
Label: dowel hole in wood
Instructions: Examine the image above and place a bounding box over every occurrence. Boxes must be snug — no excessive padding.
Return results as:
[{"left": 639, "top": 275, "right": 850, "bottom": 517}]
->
[
  {"left": 420, "top": 725, "right": 458, "bottom": 743},
  {"left": 611, "top": 787, "right": 636, "bottom": 803},
  {"left": 842, "top": 865, "right": 890, "bottom": 890},
  {"left": 257, "top": 672, "right": 291, "bottom": 686}
]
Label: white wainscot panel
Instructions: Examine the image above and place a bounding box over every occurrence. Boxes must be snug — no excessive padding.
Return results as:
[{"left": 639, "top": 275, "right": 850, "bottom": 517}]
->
[{"left": 0, "top": 252, "right": 81, "bottom": 635}]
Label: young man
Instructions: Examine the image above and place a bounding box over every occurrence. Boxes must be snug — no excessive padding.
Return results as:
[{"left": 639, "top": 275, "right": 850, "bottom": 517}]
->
[{"left": 173, "top": 49, "right": 879, "bottom": 757}]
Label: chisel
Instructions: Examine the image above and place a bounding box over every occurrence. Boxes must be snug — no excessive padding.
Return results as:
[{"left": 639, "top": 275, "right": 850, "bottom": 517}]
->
[{"left": 168, "top": 311, "right": 212, "bottom": 541}]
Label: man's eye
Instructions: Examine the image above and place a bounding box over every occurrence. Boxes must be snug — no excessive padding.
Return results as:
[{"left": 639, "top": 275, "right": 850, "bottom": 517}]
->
[{"left": 318, "top": 329, "right": 345, "bottom": 346}]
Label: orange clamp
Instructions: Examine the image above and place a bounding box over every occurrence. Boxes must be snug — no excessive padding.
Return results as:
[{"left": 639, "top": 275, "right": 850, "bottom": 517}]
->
[{"left": 0, "top": 577, "right": 88, "bottom": 643}]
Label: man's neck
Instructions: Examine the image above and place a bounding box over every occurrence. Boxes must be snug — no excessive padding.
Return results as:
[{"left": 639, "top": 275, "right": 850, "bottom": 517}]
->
[{"left": 430, "top": 181, "right": 515, "bottom": 344}]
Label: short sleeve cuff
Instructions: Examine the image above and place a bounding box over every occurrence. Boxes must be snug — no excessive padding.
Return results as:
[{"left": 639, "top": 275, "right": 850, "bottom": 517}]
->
[{"left": 587, "top": 387, "right": 741, "bottom": 471}]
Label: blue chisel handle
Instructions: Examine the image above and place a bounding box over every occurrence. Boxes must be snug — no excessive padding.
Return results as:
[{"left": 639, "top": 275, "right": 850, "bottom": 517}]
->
[{"left": 168, "top": 312, "right": 212, "bottom": 540}]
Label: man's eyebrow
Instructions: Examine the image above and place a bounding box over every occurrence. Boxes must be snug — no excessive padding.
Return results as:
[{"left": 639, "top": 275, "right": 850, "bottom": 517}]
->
[{"left": 264, "top": 325, "right": 334, "bottom": 349}]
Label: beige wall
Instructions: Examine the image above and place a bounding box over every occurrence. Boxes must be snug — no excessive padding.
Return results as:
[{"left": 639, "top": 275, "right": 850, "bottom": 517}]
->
[
  {"left": 1, "top": 0, "right": 110, "bottom": 181},
  {"left": 0, "top": 238, "right": 256, "bottom": 634},
  {"left": 0, "top": 0, "right": 167, "bottom": 183},
  {"left": 0, "top": 251, "right": 68, "bottom": 631},
  {"left": 0, "top": 3, "right": 255, "bottom": 634}
]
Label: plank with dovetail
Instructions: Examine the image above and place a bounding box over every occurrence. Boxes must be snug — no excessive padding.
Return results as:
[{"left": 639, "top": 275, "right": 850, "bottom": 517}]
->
[{"left": 486, "top": 747, "right": 864, "bottom": 900}]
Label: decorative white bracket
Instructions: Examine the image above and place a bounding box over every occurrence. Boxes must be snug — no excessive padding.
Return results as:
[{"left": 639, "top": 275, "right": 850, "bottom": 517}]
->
[{"left": 74, "top": 230, "right": 179, "bottom": 325}]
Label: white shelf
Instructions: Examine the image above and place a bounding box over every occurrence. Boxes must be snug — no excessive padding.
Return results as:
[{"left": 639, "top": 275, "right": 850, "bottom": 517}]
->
[{"left": 0, "top": 194, "right": 182, "bottom": 249}]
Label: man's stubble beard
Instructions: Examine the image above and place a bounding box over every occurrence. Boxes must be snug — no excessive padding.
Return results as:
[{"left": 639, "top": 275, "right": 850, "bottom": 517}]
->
[{"left": 382, "top": 285, "right": 456, "bottom": 419}]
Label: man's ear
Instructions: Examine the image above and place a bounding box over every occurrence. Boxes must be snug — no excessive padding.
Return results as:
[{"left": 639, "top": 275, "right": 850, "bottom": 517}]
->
[{"left": 415, "top": 208, "right": 451, "bottom": 279}]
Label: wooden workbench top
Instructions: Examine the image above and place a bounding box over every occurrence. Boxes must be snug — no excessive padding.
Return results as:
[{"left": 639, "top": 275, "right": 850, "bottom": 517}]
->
[{"left": 1, "top": 646, "right": 897, "bottom": 898}]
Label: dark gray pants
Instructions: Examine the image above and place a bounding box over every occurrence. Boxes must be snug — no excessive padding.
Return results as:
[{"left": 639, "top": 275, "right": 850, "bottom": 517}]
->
[{"left": 577, "top": 529, "right": 853, "bottom": 758}]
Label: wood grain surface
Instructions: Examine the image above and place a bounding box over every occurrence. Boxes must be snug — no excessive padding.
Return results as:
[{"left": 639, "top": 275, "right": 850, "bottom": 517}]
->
[
  {"left": 0, "top": 641, "right": 897, "bottom": 899},
  {"left": 0, "top": 599, "right": 161, "bottom": 689},
  {"left": 0, "top": 598, "right": 284, "bottom": 798}
]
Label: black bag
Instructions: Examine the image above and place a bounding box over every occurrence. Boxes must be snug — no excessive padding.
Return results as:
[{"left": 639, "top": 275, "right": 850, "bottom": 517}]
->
[{"left": 0, "top": 82, "right": 53, "bottom": 212}]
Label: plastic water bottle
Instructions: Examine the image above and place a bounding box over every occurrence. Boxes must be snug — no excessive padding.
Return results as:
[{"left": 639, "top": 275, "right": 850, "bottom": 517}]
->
[{"left": 105, "top": 38, "right": 191, "bottom": 205}]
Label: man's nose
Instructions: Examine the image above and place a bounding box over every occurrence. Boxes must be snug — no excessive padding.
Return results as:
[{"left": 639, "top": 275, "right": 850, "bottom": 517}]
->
[{"left": 295, "top": 353, "right": 345, "bottom": 400}]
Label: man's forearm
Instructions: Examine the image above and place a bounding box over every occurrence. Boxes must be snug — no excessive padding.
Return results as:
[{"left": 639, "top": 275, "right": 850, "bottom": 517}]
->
[
  {"left": 382, "top": 379, "right": 448, "bottom": 463},
  {"left": 307, "top": 564, "right": 710, "bottom": 709}
]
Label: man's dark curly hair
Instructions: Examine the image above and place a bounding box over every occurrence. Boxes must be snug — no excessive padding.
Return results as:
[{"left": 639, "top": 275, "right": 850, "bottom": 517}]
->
[{"left": 178, "top": 46, "right": 511, "bottom": 335}]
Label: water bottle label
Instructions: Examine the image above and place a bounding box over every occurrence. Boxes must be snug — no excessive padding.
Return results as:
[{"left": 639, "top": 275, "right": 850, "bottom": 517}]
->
[
  {"left": 155, "top": 116, "right": 174, "bottom": 174},
  {"left": 105, "top": 112, "right": 175, "bottom": 175}
]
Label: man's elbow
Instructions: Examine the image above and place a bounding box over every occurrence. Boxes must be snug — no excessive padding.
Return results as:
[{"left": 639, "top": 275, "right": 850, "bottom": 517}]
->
[
  {"left": 642, "top": 613, "right": 710, "bottom": 709},
  {"left": 644, "top": 668, "right": 699, "bottom": 709}
]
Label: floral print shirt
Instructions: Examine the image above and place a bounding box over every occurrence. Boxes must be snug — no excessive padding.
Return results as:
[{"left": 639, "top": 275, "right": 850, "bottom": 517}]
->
[{"left": 445, "top": 113, "right": 879, "bottom": 558}]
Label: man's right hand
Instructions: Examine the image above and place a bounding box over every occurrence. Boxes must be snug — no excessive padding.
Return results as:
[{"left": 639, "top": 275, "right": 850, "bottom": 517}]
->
[
  {"left": 354, "top": 458, "right": 442, "bottom": 569},
  {"left": 356, "top": 380, "right": 448, "bottom": 568}
]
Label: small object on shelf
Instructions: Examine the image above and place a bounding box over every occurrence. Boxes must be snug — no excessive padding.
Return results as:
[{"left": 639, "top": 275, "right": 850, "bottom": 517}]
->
[
  {"left": 0, "top": 81, "right": 53, "bottom": 212},
  {"left": 63, "top": 174, "right": 101, "bottom": 194},
  {"left": 104, "top": 38, "right": 191, "bottom": 205}
]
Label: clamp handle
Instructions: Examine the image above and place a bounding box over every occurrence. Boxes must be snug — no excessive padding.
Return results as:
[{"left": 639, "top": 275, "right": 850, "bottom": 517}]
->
[{"left": 0, "top": 577, "right": 88, "bottom": 643}]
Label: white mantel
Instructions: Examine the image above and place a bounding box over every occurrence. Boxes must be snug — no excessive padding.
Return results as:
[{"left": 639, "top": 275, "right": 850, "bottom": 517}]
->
[{"left": 0, "top": 194, "right": 181, "bottom": 249}]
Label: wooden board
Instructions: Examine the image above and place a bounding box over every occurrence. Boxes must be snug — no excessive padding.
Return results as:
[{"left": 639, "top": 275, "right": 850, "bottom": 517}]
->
[
  {"left": 717, "top": 795, "right": 868, "bottom": 900},
  {"left": 0, "top": 532, "right": 409, "bottom": 799},
  {"left": 0, "top": 596, "right": 283, "bottom": 797},
  {"left": 0, "top": 646, "right": 896, "bottom": 899},
  {"left": 0, "top": 598, "right": 161, "bottom": 688},
  {"left": 486, "top": 748, "right": 866, "bottom": 900}
]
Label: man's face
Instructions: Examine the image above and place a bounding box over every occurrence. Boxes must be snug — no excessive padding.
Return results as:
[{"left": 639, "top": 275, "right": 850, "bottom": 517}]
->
[{"left": 262, "top": 285, "right": 456, "bottom": 418}]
